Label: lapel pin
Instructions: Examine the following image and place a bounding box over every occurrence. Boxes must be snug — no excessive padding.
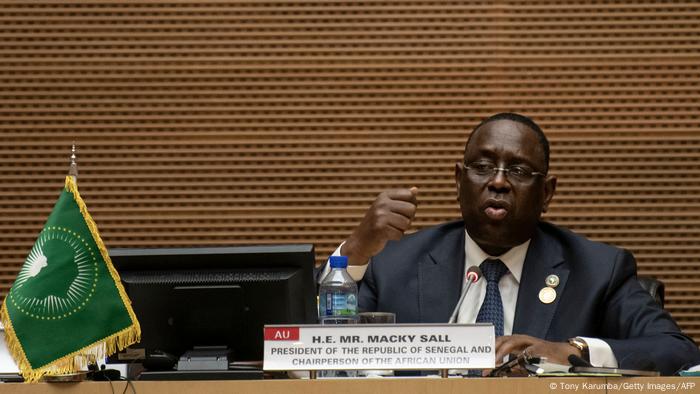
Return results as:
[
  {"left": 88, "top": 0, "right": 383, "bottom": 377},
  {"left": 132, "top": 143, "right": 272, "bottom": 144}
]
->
[
  {"left": 545, "top": 274, "right": 560, "bottom": 288},
  {"left": 539, "top": 287, "right": 556, "bottom": 304}
]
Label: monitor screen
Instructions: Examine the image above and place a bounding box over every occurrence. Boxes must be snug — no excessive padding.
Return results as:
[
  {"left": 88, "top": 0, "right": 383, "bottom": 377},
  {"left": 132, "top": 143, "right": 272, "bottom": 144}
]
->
[{"left": 107, "top": 244, "right": 317, "bottom": 370}]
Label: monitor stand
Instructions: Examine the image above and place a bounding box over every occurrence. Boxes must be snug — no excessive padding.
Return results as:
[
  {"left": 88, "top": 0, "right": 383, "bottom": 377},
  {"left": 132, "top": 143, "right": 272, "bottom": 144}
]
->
[
  {"left": 138, "top": 346, "right": 263, "bottom": 380},
  {"left": 177, "top": 346, "right": 230, "bottom": 371}
]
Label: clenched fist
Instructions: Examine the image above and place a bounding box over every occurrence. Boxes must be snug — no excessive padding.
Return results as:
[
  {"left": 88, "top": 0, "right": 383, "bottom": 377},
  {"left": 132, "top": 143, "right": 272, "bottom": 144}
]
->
[{"left": 341, "top": 187, "right": 418, "bottom": 265}]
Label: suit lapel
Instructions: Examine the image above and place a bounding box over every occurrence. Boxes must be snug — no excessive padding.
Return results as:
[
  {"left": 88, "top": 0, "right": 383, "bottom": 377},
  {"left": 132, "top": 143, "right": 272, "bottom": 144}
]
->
[
  {"left": 418, "top": 226, "right": 465, "bottom": 322},
  {"left": 512, "top": 225, "right": 569, "bottom": 339}
]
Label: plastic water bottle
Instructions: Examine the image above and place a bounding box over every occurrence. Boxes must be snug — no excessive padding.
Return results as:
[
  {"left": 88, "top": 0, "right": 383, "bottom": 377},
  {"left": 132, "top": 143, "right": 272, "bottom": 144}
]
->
[
  {"left": 318, "top": 255, "right": 358, "bottom": 323},
  {"left": 317, "top": 255, "right": 358, "bottom": 377}
]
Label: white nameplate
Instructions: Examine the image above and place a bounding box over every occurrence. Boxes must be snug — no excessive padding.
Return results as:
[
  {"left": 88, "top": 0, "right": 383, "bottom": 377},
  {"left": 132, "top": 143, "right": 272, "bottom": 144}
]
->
[{"left": 263, "top": 323, "right": 495, "bottom": 371}]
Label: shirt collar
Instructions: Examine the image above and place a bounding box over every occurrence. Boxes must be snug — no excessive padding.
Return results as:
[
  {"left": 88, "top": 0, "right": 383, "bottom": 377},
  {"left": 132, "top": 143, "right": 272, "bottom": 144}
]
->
[{"left": 464, "top": 229, "right": 529, "bottom": 284}]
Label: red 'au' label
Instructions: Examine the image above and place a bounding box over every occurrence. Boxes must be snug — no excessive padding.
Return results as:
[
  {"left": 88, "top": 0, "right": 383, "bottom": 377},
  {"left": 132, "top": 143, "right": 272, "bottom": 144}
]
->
[{"left": 264, "top": 327, "right": 300, "bottom": 341}]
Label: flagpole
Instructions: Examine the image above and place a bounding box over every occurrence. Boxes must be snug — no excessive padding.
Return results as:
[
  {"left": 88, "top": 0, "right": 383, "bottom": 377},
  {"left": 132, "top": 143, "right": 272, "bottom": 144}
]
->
[{"left": 69, "top": 143, "right": 78, "bottom": 183}]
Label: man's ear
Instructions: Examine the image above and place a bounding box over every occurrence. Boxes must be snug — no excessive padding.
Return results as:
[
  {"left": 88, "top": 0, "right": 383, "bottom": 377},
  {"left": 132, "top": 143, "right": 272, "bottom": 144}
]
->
[
  {"left": 455, "top": 162, "right": 464, "bottom": 200},
  {"left": 542, "top": 174, "right": 557, "bottom": 213}
]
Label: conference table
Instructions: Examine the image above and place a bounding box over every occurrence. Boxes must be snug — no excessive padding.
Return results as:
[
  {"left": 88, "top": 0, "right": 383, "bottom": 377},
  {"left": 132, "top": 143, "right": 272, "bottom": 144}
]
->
[{"left": 0, "top": 376, "right": 698, "bottom": 394}]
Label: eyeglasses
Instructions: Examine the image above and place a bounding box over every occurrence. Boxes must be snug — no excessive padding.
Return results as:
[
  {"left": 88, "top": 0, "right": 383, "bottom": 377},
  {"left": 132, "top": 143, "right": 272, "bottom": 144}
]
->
[{"left": 464, "top": 161, "right": 545, "bottom": 183}]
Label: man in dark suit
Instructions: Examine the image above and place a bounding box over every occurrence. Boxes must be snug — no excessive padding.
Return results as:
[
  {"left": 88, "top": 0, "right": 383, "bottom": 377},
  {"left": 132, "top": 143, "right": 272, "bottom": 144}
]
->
[{"left": 332, "top": 112, "right": 700, "bottom": 375}]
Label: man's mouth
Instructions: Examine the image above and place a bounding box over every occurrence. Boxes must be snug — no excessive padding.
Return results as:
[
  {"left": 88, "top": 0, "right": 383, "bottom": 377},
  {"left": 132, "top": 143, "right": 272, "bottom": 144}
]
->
[{"left": 483, "top": 199, "right": 510, "bottom": 221}]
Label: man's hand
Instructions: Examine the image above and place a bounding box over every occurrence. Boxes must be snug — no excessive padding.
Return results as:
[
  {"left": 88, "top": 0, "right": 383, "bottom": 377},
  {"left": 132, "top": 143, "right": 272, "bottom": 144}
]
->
[
  {"left": 341, "top": 187, "right": 418, "bottom": 266},
  {"left": 496, "top": 334, "right": 582, "bottom": 366}
]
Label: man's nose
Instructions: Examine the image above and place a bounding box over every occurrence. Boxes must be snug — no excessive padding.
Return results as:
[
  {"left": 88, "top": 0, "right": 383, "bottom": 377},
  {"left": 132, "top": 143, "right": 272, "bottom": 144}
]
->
[{"left": 489, "top": 168, "right": 511, "bottom": 190}]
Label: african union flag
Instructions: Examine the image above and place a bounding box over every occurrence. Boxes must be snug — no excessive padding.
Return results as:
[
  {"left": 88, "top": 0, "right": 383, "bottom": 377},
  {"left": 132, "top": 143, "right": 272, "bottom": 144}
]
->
[{"left": 1, "top": 176, "right": 140, "bottom": 382}]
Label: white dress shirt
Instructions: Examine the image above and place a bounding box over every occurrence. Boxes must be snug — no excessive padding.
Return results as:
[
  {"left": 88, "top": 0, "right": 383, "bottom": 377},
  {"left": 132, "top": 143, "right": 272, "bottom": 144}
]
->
[
  {"left": 457, "top": 231, "right": 528, "bottom": 334},
  {"left": 323, "top": 231, "right": 618, "bottom": 368}
]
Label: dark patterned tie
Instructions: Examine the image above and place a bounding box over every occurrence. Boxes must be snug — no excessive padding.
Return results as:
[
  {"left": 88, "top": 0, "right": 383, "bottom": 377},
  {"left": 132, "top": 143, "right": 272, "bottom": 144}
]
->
[{"left": 475, "top": 258, "right": 509, "bottom": 337}]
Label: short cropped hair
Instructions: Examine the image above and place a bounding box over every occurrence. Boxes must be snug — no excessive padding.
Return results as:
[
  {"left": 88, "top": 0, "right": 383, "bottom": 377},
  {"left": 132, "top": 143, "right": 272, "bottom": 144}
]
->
[{"left": 465, "top": 112, "right": 550, "bottom": 173}]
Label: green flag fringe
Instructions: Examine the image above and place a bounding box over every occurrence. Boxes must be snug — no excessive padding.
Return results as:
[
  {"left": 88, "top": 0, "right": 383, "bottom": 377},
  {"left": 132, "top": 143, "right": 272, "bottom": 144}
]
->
[{"left": 1, "top": 176, "right": 140, "bottom": 383}]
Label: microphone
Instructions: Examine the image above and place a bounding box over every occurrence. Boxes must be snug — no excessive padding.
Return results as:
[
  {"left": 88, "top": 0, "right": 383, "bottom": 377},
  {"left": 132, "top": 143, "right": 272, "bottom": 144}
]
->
[{"left": 448, "top": 265, "right": 482, "bottom": 323}]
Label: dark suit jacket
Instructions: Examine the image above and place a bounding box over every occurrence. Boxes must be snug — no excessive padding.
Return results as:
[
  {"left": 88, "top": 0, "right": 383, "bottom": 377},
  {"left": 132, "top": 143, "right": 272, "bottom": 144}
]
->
[{"left": 359, "top": 220, "right": 700, "bottom": 375}]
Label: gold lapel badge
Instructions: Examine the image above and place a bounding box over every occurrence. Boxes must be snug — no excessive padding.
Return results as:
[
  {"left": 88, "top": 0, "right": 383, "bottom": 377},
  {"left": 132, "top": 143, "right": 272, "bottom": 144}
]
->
[{"left": 539, "top": 274, "right": 560, "bottom": 304}]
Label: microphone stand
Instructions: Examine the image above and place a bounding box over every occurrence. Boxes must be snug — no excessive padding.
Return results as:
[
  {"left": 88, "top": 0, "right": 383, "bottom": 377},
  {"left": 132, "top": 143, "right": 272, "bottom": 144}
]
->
[{"left": 447, "top": 269, "right": 481, "bottom": 323}]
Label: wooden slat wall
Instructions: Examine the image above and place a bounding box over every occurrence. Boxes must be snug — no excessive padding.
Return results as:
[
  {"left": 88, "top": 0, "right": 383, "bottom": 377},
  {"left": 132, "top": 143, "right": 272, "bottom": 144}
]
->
[{"left": 0, "top": 0, "right": 698, "bottom": 341}]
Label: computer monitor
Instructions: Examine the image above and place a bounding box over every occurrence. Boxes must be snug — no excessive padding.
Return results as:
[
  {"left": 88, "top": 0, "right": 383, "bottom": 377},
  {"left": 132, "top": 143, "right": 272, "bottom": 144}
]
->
[{"left": 107, "top": 244, "right": 317, "bottom": 372}]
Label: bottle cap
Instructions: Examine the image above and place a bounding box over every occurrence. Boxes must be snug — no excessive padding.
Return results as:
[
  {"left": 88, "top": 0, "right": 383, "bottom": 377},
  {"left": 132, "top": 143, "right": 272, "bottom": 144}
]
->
[{"left": 329, "top": 255, "right": 348, "bottom": 269}]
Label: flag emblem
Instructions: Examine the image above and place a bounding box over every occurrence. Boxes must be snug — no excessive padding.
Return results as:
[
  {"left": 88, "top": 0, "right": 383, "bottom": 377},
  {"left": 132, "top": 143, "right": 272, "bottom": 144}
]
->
[{"left": 10, "top": 226, "right": 98, "bottom": 320}]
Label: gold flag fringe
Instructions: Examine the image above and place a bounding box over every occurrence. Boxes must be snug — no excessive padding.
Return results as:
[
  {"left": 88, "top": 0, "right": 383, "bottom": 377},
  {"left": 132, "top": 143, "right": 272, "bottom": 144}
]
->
[
  {"left": 2, "top": 303, "right": 139, "bottom": 383},
  {"left": 64, "top": 176, "right": 141, "bottom": 339},
  {"left": 0, "top": 177, "right": 141, "bottom": 383}
]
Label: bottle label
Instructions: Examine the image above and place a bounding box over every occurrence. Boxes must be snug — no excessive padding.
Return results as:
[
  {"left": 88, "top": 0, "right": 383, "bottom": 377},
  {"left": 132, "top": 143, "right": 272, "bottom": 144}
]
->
[{"left": 324, "top": 291, "right": 357, "bottom": 316}]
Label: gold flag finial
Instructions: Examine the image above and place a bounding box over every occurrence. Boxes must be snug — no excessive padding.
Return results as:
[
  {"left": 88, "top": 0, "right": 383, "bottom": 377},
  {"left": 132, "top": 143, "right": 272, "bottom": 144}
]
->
[{"left": 69, "top": 143, "right": 78, "bottom": 180}]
